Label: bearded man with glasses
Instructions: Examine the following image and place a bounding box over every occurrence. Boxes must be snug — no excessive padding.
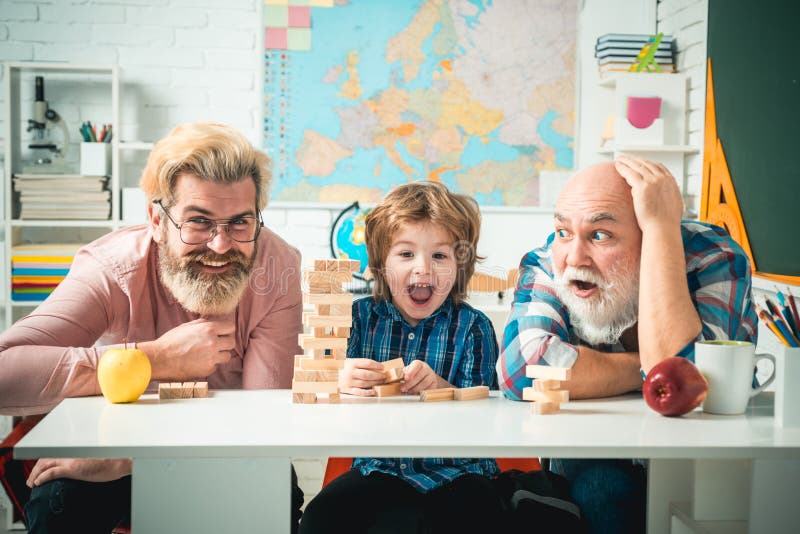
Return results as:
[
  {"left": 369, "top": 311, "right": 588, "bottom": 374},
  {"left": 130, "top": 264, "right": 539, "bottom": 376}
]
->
[{"left": 0, "top": 122, "right": 305, "bottom": 534}]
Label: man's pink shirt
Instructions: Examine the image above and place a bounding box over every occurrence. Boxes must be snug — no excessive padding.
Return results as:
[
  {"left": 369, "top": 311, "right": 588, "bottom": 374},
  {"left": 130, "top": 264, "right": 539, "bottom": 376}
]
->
[{"left": 0, "top": 225, "right": 303, "bottom": 415}]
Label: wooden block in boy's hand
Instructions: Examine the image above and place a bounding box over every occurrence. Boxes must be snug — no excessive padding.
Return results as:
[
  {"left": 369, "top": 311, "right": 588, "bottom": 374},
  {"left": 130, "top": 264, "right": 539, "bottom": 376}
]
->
[
  {"left": 373, "top": 382, "right": 403, "bottom": 397},
  {"left": 525, "top": 365, "right": 571, "bottom": 381},
  {"left": 420, "top": 388, "right": 455, "bottom": 402},
  {"left": 453, "top": 385, "right": 489, "bottom": 401},
  {"left": 384, "top": 367, "right": 404, "bottom": 384},
  {"left": 531, "top": 401, "right": 561, "bottom": 415},
  {"left": 381, "top": 358, "right": 405, "bottom": 370},
  {"left": 522, "top": 388, "right": 569, "bottom": 403}
]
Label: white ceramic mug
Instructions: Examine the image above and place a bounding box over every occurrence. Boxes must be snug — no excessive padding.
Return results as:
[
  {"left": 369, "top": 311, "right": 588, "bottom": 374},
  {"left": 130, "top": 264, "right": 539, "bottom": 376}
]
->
[{"left": 694, "top": 340, "right": 776, "bottom": 415}]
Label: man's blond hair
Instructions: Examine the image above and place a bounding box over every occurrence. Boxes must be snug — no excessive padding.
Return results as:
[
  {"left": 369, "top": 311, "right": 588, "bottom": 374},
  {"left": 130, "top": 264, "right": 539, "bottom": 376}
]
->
[
  {"left": 140, "top": 122, "right": 270, "bottom": 209},
  {"left": 365, "top": 181, "right": 482, "bottom": 307}
]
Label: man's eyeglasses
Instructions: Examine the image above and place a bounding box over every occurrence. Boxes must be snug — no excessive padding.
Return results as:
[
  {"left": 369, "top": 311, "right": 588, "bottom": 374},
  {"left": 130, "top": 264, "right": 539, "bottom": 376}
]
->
[{"left": 156, "top": 200, "right": 263, "bottom": 245}]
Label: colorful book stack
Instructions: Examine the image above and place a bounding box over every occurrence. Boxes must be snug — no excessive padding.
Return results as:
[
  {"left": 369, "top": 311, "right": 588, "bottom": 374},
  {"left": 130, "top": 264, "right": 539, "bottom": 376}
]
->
[
  {"left": 10, "top": 243, "right": 84, "bottom": 302},
  {"left": 595, "top": 33, "right": 676, "bottom": 77},
  {"left": 12, "top": 174, "right": 110, "bottom": 220}
]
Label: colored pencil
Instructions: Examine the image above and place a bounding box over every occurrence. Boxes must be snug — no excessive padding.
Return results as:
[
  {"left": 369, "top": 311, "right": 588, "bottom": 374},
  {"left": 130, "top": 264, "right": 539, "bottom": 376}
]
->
[
  {"left": 786, "top": 288, "right": 800, "bottom": 336},
  {"left": 757, "top": 308, "right": 791, "bottom": 346}
]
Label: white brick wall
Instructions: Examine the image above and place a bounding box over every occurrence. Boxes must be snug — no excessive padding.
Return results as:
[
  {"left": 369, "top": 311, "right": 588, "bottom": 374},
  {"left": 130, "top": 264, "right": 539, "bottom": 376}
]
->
[{"left": 657, "top": 0, "right": 708, "bottom": 215}]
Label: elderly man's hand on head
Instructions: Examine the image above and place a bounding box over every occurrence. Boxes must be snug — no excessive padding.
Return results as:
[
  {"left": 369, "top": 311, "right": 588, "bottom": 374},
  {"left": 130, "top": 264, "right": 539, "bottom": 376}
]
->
[{"left": 614, "top": 156, "right": 684, "bottom": 232}]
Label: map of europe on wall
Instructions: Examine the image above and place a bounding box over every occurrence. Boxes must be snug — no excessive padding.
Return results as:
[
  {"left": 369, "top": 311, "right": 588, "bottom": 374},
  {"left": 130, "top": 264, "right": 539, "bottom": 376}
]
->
[{"left": 263, "top": 0, "right": 576, "bottom": 206}]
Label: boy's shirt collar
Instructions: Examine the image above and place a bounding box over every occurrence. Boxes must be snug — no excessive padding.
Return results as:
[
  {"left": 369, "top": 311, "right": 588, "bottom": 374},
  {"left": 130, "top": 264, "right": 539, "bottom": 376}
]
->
[{"left": 375, "top": 297, "right": 454, "bottom": 326}]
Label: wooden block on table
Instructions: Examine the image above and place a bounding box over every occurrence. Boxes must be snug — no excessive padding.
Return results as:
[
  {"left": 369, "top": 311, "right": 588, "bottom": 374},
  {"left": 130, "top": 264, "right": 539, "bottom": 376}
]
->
[
  {"left": 293, "top": 393, "right": 317, "bottom": 404},
  {"left": 304, "top": 292, "right": 354, "bottom": 306},
  {"left": 298, "top": 334, "right": 348, "bottom": 350},
  {"left": 293, "top": 368, "right": 340, "bottom": 382},
  {"left": 382, "top": 358, "right": 405, "bottom": 370},
  {"left": 316, "top": 304, "right": 331, "bottom": 316},
  {"left": 526, "top": 365, "right": 572, "bottom": 381},
  {"left": 331, "top": 348, "right": 348, "bottom": 359},
  {"left": 384, "top": 367, "right": 404, "bottom": 384},
  {"left": 292, "top": 380, "right": 340, "bottom": 394},
  {"left": 331, "top": 304, "right": 350, "bottom": 316},
  {"left": 305, "top": 314, "right": 352, "bottom": 328},
  {"left": 313, "top": 259, "right": 361, "bottom": 273},
  {"left": 180, "top": 382, "right": 195, "bottom": 398},
  {"left": 193, "top": 381, "right": 209, "bottom": 398},
  {"left": 522, "top": 388, "right": 569, "bottom": 403},
  {"left": 374, "top": 382, "right": 403, "bottom": 397},
  {"left": 333, "top": 327, "right": 350, "bottom": 338},
  {"left": 327, "top": 393, "right": 341, "bottom": 403},
  {"left": 530, "top": 401, "right": 561, "bottom": 415},
  {"left": 298, "top": 358, "right": 346, "bottom": 370},
  {"left": 158, "top": 383, "right": 181, "bottom": 400},
  {"left": 420, "top": 388, "right": 455, "bottom": 402},
  {"left": 453, "top": 385, "right": 489, "bottom": 401},
  {"left": 532, "top": 379, "right": 562, "bottom": 392}
]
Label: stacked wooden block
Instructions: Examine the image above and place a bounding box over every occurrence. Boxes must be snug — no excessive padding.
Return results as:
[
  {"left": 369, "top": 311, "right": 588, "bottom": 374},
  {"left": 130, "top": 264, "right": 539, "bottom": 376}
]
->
[
  {"left": 292, "top": 259, "right": 360, "bottom": 404},
  {"left": 158, "top": 381, "right": 209, "bottom": 399},
  {"left": 522, "top": 365, "right": 571, "bottom": 414}
]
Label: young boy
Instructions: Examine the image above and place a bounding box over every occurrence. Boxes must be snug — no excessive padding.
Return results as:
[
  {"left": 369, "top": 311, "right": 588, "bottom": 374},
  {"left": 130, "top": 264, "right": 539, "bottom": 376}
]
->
[{"left": 299, "top": 181, "right": 502, "bottom": 533}]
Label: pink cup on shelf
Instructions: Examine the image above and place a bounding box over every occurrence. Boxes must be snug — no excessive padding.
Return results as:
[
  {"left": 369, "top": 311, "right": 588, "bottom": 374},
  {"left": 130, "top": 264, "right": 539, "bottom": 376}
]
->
[{"left": 626, "top": 96, "right": 662, "bottom": 128}]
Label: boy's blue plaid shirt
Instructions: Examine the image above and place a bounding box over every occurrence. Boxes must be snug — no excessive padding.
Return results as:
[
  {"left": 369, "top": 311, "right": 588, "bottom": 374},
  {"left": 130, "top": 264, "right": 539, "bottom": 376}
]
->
[{"left": 349, "top": 296, "right": 500, "bottom": 492}]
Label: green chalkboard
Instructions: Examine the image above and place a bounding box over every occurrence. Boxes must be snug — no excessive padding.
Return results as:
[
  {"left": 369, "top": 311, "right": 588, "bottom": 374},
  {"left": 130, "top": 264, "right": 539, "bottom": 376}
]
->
[{"left": 707, "top": 0, "right": 800, "bottom": 277}]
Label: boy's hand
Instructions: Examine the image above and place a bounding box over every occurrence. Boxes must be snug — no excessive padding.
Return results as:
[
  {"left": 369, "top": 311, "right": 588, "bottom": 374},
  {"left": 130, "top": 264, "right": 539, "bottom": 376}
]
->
[
  {"left": 401, "top": 360, "right": 450, "bottom": 394},
  {"left": 338, "top": 358, "right": 386, "bottom": 396}
]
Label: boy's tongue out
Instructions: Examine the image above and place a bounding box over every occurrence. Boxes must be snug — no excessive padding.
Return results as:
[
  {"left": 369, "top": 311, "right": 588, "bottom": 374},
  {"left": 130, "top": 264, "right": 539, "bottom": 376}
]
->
[{"left": 409, "top": 284, "right": 433, "bottom": 304}]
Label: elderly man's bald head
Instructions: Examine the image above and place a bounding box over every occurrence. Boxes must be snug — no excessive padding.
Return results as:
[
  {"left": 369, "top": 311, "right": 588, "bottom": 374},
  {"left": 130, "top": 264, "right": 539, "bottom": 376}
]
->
[{"left": 557, "top": 161, "right": 635, "bottom": 216}]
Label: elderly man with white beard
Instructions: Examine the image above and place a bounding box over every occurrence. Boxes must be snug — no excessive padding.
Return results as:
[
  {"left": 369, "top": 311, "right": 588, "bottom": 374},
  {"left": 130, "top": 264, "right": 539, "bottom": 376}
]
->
[
  {"left": 0, "top": 123, "right": 305, "bottom": 534},
  {"left": 497, "top": 156, "right": 757, "bottom": 534}
]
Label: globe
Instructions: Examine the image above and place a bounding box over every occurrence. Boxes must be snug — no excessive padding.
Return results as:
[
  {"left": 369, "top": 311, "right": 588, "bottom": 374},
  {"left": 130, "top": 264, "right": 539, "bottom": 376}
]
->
[{"left": 330, "top": 201, "right": 370, "bottom": 277}]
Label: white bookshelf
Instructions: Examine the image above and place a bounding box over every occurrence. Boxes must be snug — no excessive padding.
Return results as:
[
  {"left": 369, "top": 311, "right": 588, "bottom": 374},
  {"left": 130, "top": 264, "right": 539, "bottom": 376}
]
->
[{"left": 2, "top": 62, "right": 120, "bottom": 329}]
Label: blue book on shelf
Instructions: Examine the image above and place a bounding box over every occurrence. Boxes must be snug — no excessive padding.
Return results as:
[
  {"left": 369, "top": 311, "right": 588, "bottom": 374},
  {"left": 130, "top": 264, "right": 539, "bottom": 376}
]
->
[{"left": 11, "top": 268, "right": 70, "bottom": 276}]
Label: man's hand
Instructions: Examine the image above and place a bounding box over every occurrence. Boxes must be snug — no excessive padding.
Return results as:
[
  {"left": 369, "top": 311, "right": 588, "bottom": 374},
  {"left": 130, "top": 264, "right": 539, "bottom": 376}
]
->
[
  {"left": 26, "top": 458, "right": 131, "bottom": 488},
  {"left": 138, "top": 319, "right": 235, "bottom": 380},
  {"left": 401, "top": 360, "right": 450, "bottom": 394},
  {"left": 338, "top": 358, "right": 386, "bottom": 396},
  {"left": 615, "top": 155, "right": 684, "bottom": 232}
]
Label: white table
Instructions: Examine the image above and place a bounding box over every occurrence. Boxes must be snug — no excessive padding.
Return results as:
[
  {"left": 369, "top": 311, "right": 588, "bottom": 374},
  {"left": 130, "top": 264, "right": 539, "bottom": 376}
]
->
[{"left": 15, "top": 391, "right": 800, "bottom": 534}]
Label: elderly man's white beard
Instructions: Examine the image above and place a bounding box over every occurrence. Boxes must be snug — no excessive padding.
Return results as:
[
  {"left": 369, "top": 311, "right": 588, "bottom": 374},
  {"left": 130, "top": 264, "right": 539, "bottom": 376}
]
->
[
  {"left": 158, "top": 228, "right": 255, "bottom": 316},
  {"left": 554, "top": 262, "right": 640, "bottom": 346}
]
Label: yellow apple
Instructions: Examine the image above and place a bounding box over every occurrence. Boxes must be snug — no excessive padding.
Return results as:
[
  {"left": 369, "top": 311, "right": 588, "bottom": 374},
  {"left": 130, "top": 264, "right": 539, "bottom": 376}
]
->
[{"left": 97, "top": 345, "right": 152, "bottom": 403}]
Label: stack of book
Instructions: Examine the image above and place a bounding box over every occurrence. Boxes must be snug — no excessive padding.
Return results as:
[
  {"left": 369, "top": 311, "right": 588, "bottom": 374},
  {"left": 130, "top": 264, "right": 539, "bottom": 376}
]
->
[
  {"left": 595, "top": 33, "right": 676, "bottom": 77},
  {"left": 10, "top": 243, "right": 84, "bottom": 302},
  {"left": 12, "top": 174, "right": 110, "bottom": 220}
]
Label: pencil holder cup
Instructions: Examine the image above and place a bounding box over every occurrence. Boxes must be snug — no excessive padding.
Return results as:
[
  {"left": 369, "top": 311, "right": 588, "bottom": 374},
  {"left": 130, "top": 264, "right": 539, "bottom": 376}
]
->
[
  {"left": 774, "top": 346, "right": 800, "bottom": 427},
  {"left": 80, "top": 142, "right": 111, "bottom": 176}
]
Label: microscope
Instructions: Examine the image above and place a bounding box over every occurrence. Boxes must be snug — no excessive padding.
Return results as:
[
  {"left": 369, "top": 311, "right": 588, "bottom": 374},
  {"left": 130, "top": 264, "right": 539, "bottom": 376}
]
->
[{"left": 26, "top": 76, "right": 70, "bottom": 173}]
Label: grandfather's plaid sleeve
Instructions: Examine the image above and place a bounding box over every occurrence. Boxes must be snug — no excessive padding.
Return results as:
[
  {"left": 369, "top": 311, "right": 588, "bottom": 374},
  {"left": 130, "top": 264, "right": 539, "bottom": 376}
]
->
[
  {"left": 496, "top": 236, "right": 579, "bottom": 400},
  {"left": 675, "top": 221, "right": 758, "bottom": 359}
]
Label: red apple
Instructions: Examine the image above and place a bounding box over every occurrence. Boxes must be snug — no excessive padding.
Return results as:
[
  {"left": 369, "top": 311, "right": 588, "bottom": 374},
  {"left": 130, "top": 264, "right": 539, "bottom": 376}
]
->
[{"left": 643, "top": 357, "right": 708, "bottom": 416}]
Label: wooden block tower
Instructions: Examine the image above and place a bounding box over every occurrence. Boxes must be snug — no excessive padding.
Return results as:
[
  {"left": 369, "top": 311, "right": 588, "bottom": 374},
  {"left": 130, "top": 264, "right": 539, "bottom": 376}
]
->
[
  {"left": 292, "top": 259, "right": 361, "bottom": 404},
  {"left": 522, "top": 365, "right": 571, "bottom": 414}
]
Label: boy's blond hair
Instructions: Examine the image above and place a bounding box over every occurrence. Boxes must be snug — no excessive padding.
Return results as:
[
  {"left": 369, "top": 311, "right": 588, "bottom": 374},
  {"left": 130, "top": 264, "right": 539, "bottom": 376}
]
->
[
  {"left": 140, "top": 122, "right": 271, "bottom": 209},
  {"left": 365, "top": 181, "right": 482, "bottom": 306}
]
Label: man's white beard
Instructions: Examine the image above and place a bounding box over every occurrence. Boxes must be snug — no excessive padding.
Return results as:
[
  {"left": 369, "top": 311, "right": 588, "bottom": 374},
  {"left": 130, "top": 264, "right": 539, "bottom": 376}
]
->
[
  {"left": 554, "top": 262, "right": 640, "bottom": 346},
  {"left": 158, "top": 229, "right": 255, "bottom": 316}
]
